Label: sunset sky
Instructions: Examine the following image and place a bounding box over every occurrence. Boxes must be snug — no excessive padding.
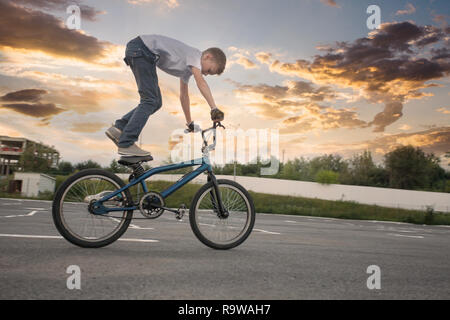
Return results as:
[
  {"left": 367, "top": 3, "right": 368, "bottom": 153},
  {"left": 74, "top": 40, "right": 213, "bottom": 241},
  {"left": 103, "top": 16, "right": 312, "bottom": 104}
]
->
[{"left": 0, "top": 0, "right": 449, "bottom": 169}]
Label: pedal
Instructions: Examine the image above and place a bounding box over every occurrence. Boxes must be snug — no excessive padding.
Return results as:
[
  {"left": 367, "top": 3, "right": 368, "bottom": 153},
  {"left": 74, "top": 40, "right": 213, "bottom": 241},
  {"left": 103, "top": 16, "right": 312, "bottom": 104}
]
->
[{"left": 176, "top": 204, "right": 187, "bottom": 221}]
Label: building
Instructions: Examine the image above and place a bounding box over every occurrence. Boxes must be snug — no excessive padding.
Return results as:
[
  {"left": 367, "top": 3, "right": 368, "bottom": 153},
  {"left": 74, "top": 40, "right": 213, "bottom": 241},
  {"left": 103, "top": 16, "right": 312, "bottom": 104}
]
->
[
  {"left": 0, "top": 136, "right": 60, "bottom": 175},
  {"left": 12, "top": 172, "right": 56, "bottom": 197}
]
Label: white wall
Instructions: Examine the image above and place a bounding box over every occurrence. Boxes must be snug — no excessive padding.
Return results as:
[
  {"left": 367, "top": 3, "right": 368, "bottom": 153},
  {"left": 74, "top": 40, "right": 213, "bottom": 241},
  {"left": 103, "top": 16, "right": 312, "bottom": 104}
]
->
[
  {"left": 14, "top": 173, "right": 55, "bottom": 197},
  {"left": 38, "top": 174, "right": 56, "bottom": 194},
  {"left": 117, "top": 173, "right": 450, "bottom": 212}
]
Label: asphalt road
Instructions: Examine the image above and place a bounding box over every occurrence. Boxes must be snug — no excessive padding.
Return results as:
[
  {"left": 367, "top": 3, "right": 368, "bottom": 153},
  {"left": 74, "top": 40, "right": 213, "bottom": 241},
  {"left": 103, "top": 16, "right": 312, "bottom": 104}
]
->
[{"left": 1, "top": 197, "right": 449, "bottom": 300}]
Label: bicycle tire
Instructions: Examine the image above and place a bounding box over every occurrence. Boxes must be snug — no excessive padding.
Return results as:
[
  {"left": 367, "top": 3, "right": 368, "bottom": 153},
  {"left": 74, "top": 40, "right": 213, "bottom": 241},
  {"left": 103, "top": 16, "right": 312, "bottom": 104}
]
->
[
  {"left": 52, "top": 169, "right": 133, "bottom": 248},
  {"left": 189, "top": 179, "right": 255, "bottom": 250}
]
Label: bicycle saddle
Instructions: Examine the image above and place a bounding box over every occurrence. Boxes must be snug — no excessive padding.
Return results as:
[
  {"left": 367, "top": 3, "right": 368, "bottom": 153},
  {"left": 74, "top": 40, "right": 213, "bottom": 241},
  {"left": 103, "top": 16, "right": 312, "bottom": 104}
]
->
[{"left": 118, "top": 155, "right": 153, "bottom": 166}]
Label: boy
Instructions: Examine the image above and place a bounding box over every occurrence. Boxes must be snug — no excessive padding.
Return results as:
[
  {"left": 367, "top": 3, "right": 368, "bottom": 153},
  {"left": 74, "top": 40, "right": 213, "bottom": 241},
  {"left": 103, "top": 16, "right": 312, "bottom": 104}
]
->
[{"left": 105, "top": 34, "right": 226, "bottom": 157}]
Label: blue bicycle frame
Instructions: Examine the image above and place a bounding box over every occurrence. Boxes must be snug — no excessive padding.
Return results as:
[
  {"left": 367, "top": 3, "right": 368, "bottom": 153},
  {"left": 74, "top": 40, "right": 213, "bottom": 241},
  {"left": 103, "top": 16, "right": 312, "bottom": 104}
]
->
[{"left": 91, "top": 157, "right": 213, "bottom": 215}]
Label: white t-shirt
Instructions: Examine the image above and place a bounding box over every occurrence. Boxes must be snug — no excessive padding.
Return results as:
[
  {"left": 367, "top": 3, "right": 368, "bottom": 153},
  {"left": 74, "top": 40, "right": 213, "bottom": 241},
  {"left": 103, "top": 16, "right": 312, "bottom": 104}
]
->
[{"left": 139, "top": 34, "right": 202, "bottom": 84}]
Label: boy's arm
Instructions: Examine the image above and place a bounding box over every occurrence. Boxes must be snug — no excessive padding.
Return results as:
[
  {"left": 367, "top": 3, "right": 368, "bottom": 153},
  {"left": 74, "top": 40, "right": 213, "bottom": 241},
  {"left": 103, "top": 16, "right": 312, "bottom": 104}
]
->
[
  {"left": 180, "top": 78, "right": 192, "bottom": 124},
  {"left": 190, "top": 66, "right": 218, "bottom": 110}
]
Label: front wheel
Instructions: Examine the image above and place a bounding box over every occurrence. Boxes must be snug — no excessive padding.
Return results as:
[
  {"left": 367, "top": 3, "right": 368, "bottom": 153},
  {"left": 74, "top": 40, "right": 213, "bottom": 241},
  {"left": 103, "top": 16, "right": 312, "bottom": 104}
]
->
[{"left": 189, "top": 179, "right": 255, "bottom": 250}]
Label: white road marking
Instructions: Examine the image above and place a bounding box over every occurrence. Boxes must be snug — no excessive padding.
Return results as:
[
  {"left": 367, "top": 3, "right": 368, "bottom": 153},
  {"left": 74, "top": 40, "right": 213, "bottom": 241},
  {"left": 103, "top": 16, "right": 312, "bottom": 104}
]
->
[
  {"left": 25, "top": 207, "right": 47, "bottom": 211},
  {"left": 1, "top": 210, "right": 38, "bottom": 218},
  {"left": 108, "top": 217, "right": 154, "bottom": 230},
  {"left": 254, "top": 228, "right": 281, "bottom": 235},
  {"left": 284, "top": 220, "right": 298, "bottom": 223},
  {"left": 119, "top": 238, "right": 159, "bottom": 243},
  {"left": 129, "top": 224, "right": 154, "bottom": 230},
  {"left": 388, "top": 233, "right": 424, "bottom": 239},
  {"left": 0, "top": 233, "right": 159, "bottom": 243},
  {"left": 0, "top": 234, "right": 62, "bottom": 239}
]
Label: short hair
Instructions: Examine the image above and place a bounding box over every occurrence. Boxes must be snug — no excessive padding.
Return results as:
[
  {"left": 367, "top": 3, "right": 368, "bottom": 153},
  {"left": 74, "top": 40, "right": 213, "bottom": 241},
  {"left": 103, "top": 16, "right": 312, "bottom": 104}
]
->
[{"left": 203, "top": 47, "right": 226, "bottom": 75}]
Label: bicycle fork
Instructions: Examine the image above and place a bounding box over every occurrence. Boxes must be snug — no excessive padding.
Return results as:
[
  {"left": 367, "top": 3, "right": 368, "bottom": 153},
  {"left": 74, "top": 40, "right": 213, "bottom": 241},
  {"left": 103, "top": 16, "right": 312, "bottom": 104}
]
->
[{"left": 207, "top": 173, "right": 228, "bottom": 219}]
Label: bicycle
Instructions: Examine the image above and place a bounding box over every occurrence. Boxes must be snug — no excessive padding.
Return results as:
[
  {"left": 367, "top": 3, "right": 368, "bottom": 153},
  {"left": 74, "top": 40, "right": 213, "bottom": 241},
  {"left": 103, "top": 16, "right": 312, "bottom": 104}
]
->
[{"left": 52, "top": 122, "right": 255, "bottom": 250}]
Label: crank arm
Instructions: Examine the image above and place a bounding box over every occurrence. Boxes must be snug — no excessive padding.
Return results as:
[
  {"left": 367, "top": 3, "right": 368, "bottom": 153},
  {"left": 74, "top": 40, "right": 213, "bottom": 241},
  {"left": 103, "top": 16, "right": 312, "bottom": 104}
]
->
[{"left": 150, "top": 204, "right": 180, "bottom": 214}]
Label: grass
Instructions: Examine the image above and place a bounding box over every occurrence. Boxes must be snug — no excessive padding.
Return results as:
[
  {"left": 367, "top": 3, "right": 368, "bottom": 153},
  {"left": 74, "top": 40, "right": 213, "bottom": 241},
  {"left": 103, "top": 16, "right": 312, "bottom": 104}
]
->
[
  {"left": 2, "top": 178, "right": 449, "bottom": 226},
  {"left": 135, "top": 180, "right": 450, "bottom": 226}
]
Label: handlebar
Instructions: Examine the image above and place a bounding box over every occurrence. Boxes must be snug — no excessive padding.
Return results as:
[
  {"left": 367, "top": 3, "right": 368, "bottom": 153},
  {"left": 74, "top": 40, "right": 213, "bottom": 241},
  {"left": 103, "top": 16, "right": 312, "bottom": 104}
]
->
[
  {"left": 203, "top": 121, "right": 225, "bottom": 133},
  {"left": 200, "top": 122, "right": 225, "bottom": 154}
]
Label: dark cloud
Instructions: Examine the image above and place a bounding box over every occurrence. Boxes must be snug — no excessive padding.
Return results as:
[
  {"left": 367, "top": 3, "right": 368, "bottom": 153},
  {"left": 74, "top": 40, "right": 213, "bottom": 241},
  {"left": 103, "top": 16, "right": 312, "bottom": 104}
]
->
[
  {"left": 369, "top": 101, "right": 403, "bottom": 133},
  {"left": 12, "top": 0, "right": 103, "bottom": 21},
  {"left": 270, "top": 21, "right": 450, "bottom": 132},
  {"left": 0, "top": 1, "right": 113, "bottom": 63},
  {"left": 1, "top": 103, "right": 65, "bottom": 117},
  {"left": 0, "top": 89, "right": 47, "bottom": 102}
]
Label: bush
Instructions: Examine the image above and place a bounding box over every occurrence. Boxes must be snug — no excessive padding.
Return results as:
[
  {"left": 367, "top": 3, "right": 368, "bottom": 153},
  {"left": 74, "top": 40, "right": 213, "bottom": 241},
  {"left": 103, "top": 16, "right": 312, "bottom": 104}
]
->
[{"left": 315, "top": 170, "right": 339, "bottom": 184}]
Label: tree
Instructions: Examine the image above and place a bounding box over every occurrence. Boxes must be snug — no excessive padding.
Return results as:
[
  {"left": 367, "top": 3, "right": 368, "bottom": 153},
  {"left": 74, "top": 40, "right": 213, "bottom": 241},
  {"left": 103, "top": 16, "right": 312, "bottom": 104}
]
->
[
  {"left": 106, "top": 159, "right": 130, "bottom": 173},
  {"left": 56, "top": 161, "right": 74, "bottom": 175},
  {"left": 19, "top": 146, "right": 51, "bottom": 173},
  {"left": 74, "top": 160, "right": 102, "bottom": 171},
  {"left": 308, "top": 154, "right": 349, "bottom": 182},
  {"left": 384, "top": 145, "right": 445, "bottom": 190},
  {"left": 343, "top": 150, "right": 388, "bottom": 187}
]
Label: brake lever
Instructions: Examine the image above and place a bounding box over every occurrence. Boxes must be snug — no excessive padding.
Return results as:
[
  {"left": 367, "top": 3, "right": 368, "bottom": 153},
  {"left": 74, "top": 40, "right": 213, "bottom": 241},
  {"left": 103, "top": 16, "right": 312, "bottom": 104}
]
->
[{"left": 215, "top": 121, "right": 225, "bottom": 129}]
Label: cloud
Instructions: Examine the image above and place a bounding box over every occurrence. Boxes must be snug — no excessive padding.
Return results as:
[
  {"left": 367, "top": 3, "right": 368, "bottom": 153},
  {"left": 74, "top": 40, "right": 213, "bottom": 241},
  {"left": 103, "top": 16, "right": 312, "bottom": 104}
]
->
[
  {"left": 398, "top": 124, "right": 412, "bottom": 130},
  {"left": 12, "top": 0, "right": 105, "bottom": 21},
  {"left": 127, "top": 0, "right": 179, "bottom": 9},
  {"left": 227, "top": 52, "right": 259, "bottom": 70},
  {"left": 255, "top": 52, "right": 273, "bottom": 64},
  {"left": 436, "top": 107, "right": 450, "bottom": 114},
  {"left": 268, "top": 21, "right": 450, "bottom": 132},
  {"left": 231, "top": 79, "right": 341, "bottom": 122},
  {"left": 230, "top": 79, "right": 367, "bottom": 133},
  {"left": 0, "top": 1, "right": 116, "bottom": 64},
  {"left": 396, "top": 3, "right": 416, "bottom": 16},
  {"left": 0, "top": 84, "right": 127, "bottom": 121},
  {"left": 320, "top": 0, "right": 340, "bottom": 8},
  {"left": 281, "top": 103, "right": 368, "bottom": 134},
  {"left": 1, "top": 102, "right": 65, "bottom": 118},
  {"left": 432, "top": 13, "right": 448, "bottom": 28},
  {"left": 235, "top": 56, "right": 258, "bottom": 69},
  {"left": 315, "top": 127, "right": 450, "bottom": 161},
  {"left": 45, "top": 89, "right": 116, "bottom": 114},
  {"left": 70, "top": 122, "right": 108, "bottom": 133},
  {"left": 0, "top": 89, "right": 47, "bottom": 102},
  {"left": 0, "top": 88, "right": 65, "bottom": 120}
]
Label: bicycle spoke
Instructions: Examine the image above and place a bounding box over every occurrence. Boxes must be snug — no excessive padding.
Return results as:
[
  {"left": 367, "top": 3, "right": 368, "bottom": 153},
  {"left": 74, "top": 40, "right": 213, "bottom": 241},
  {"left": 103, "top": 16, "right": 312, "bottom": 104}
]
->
[
  {"left": 59, "top": 175, "right": 127, "bottom": 242},
  {"left": 194, "top": 183, "right": 251, "bottom": 246}
]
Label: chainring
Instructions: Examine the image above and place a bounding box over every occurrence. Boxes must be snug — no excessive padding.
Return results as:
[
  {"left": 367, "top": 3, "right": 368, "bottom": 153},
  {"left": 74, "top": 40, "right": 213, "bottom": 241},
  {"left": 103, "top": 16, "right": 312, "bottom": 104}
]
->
[{"left": 139, "top": 191, "right": 165, "bottom": 219}]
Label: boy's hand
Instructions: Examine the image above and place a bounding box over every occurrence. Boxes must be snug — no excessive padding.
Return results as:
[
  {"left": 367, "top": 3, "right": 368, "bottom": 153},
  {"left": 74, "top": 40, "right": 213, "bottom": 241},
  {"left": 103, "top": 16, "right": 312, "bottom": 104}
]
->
[
  {"left": 184, "top": 121, "right": 201, "bottom": 133},
  {"left": 211, "top": 108, "right": 224, "bottom": 122}
]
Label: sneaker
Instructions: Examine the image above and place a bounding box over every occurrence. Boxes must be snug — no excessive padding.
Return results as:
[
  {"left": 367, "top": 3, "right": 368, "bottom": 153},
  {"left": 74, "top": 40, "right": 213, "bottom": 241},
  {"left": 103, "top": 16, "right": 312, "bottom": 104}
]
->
[
  {"left": 118, "top": 144, "right": 151, "bottom": 156},
  {"left": 105, "top": 125, "right": 122, "bottom": 146}
]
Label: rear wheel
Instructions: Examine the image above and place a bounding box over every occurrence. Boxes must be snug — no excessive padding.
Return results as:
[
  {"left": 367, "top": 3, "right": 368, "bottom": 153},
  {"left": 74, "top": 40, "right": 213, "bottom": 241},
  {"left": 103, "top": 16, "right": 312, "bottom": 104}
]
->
[
  {"left": 52, "top": 169, "right": 133, "bottom": 248},
  {"left": 189, "top": 179, "right": 255, "bottom": 250}
]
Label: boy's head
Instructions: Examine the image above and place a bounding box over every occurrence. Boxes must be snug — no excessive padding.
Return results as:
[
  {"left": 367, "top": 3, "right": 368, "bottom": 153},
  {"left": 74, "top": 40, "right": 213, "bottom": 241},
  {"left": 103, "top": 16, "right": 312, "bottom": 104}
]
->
[{"left": 201, "top": 48, "right": 226, "bottom": 76}]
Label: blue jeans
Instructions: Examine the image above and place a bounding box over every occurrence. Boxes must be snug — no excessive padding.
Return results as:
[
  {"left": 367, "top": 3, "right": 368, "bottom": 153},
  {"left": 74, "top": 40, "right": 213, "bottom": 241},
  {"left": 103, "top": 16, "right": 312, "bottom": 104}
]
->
[{"left": 115, "top": 37, "right": 162, "bottom": 148}]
